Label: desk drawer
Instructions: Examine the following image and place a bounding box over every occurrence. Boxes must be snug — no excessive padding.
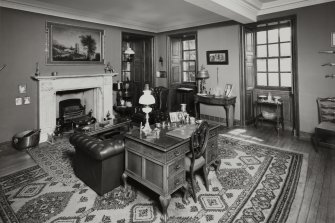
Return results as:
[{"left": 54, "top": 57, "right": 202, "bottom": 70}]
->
[
  {"left": 209, "top": 127, "right": 218, "bottom": 138},
  {"left": 126, "top": 140, "right": 165, "bottom": 162},
  {"left": 168, "top": 157, "right": 185, "bottom": 176},
  {"left": 166, "top": 144, "right": 189, "bottom": 162},
  {"left": 168, "top": 171, "right": 185, "bottom": 193}
]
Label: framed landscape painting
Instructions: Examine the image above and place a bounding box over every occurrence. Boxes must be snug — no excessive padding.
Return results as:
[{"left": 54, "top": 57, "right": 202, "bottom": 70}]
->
[
  {"left": 46, "top": 22, "right": 104, "bottom": 64},
  {"left": 206, "top": 50, "right": 228, "bottom": 65}
]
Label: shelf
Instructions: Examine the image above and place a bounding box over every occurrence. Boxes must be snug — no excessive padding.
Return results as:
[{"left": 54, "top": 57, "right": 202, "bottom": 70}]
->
[
  {"left": 321, "top": 63, "right": 335, "bottom": 66},
  {"left": 319, "top": 50, "right": 335, "bottom": 54}
]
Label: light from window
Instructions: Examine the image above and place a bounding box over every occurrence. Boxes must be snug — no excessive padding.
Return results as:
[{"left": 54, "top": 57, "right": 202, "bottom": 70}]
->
[
  {"left": 182, "top": 38, "right": 197, "bottom": 82},
  {"left": 255, "top": 21, "right": 292, "bottom": 88}
]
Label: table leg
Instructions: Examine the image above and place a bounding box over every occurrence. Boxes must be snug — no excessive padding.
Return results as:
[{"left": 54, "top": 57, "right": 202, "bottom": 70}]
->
[
  {"left": 181, "top": 183, "right": 190, "bottom": 205},
  {"left": 122, "top": 172, "right": 128, "bottom": 192},
  {"left": 223, "top": 105, "right": 231, "bottom": 128},
  {"left": 194, "top": 101, "right": 199, "bottom": 119},
  {"left": 159, "top": 195, "right": 171, "bottom": 223}
]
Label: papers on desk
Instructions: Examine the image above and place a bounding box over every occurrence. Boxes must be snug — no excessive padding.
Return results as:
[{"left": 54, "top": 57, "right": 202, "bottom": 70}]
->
[{"left": 166, "top": 124, "right": 197, "bottom": 139}]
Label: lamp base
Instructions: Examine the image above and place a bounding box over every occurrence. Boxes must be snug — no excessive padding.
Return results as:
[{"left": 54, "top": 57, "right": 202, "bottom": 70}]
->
[{"left": 141, "top": 106, "right": 152, "bottom": 135}]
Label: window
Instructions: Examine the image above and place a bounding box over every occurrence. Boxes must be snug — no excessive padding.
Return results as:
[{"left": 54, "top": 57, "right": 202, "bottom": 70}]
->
[
  {"left": 182, "top": 38, "right": 196, "bottom": 82},
  {"left": 256, "top": 20, "right": 292, "bottom": 88}
]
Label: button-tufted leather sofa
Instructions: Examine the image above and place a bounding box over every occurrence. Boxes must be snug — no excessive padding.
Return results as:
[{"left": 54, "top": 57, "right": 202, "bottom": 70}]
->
[{"left": 69, "top": 132, "right": 125, "bottom": 195}]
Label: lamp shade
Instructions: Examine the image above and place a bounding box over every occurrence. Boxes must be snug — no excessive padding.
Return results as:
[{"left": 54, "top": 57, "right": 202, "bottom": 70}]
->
[
  {"left": 197, "top": 65, "right": 209, "bottom": 79},
  {"left": 124, "top": 43, "right": 135, "bottom": 55},
  {"left": 139, "top": 90, "right": 155, "bottom": 105}
]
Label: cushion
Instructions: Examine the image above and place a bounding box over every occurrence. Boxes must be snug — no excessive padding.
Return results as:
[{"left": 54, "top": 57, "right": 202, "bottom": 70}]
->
[{"left": 184, "top": 153, "right": 205, "bottom": 172}]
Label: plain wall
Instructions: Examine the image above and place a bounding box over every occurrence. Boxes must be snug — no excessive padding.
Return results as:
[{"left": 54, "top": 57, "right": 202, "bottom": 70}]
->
[
  {"left": 0, "top": 8, "right": 153, "bottom": 142},
  {"left": 197, "top": 25, "right": 241, "bottom": 121},
  {"left": 258, "top": 1, "right": 335, "bottom": 133}
]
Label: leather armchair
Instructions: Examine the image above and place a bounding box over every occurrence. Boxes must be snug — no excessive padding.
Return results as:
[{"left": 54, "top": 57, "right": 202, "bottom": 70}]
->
[
  {"left": 132, "top": 86, "right": 169, "bottom": 125},
  {"left": 69, "top": 133, "right": 125, "bottom": 195}
]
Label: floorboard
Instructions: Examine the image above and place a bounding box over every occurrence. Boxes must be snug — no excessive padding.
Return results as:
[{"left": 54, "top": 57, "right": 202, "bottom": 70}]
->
[{"left": 0, "top": 124, "right": 334, "bottom": 223}]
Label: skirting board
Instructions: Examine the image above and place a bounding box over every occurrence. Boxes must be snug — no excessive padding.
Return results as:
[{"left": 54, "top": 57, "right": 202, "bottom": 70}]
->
[{"left": 199, "top": 114, "right": 240, "bottom": 126}]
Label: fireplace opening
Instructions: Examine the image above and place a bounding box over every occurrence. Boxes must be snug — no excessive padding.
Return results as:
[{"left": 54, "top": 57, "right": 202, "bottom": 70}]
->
[{"left": 56, "top": 88, "right": 97, "bottom": 134}]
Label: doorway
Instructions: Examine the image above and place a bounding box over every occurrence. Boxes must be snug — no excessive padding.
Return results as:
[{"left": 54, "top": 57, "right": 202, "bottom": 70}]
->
[
  {"left": 167, "top": 32, "right": 198, "bottom": 113},
  {"left": 121, "top": 32, "right": 154, "bottom": 106}
]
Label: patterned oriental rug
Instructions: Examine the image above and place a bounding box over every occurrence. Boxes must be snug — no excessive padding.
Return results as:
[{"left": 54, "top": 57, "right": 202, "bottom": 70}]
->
[{"left": 0, "top": 134, "right": 308, "bottom": 223}]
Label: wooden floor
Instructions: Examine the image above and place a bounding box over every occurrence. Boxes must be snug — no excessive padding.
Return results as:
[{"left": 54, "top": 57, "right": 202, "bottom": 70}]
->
[{"left": 0, "top": 125, "right": 334, "bottom": 223}]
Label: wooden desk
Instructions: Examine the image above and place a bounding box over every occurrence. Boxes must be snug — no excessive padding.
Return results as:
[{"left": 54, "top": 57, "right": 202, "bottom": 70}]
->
[
  {"left": 122, "top": 123, "right": 220, "bottom": 222},
  {"left": 194, "top": 95, "right": 237, "bottom": 128}
]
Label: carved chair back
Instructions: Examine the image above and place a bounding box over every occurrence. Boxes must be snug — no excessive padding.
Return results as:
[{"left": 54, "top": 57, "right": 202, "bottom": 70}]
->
[
  {"left": 152, "top": 86, "right": 169, "bottom": 111},
  {"left": 317, "top": 97, "right": 335, "bottom": 123},
  {"left": 190, "top": 121, "right": 209, "bottom": 160}
]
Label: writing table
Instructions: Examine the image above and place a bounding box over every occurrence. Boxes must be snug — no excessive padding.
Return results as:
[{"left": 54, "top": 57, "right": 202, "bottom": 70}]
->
[{"left": 122, "top": 122, "right": 220, "bottom": 222}]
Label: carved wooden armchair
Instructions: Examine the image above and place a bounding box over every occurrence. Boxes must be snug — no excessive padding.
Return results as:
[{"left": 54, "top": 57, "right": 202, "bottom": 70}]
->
[
  {"left": 185, "top": 121, "right": 210, "bottom": 203},
  {"left": 314, "top": 97, "right": 335, "bottom": 151}
]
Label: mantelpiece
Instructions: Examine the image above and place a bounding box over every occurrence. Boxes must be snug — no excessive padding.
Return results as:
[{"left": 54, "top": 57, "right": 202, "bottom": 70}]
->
[{"left": 32, "top": 73, "right": 117, "bottom": 142}]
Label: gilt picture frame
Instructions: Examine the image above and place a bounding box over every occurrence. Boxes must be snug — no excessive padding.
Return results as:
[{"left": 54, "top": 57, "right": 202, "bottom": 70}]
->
[
  {"left": 206, "top": 50, "right": 228, "bottom": 65},
  {"left": 46, "top": 22, "right": 104, "bottom": 65}
]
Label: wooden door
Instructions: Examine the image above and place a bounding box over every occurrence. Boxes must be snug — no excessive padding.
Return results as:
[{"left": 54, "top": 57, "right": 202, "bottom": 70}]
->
[
  {"left": 169, "top": 37, "right": 182, "bottom": 112},
  {"left": 122, "top": 35, "right": 153, "bottom": 106},
  {"left": 241, "top": 27, "right": 256, "bottom": 125}
]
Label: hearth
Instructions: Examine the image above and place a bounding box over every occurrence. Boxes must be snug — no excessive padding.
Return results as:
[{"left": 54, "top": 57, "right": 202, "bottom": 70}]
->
[{"left": 58, "top": 98, "right": 96, "bottom": 132}]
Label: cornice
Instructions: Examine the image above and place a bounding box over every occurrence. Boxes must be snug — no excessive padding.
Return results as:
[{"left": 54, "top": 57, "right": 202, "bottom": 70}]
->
[
  {"left": 259, "top": 0, "right": 335, "bottom": 15},
  {"left": 185, "top": 0, "right": 260, "bottom": 23},
  {"left": 0, "top": 0, "right": 158, "bottom": 32}
]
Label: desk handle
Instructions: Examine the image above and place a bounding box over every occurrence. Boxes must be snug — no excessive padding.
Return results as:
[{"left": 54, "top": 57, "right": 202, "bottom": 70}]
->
[
  {"left": 174, "top": 150, "right": 180, "bottom": 156},
  {"left": 174, "top": 164, "right": 181, "bottom": 170},
  {"left": 175, "top": 179, "right": 181, "bottom": 186}
]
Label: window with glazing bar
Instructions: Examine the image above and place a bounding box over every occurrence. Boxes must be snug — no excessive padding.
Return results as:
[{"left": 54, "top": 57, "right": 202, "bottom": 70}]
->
[{"left": 256, "top": 20, "right": 292, "bottom": 89}]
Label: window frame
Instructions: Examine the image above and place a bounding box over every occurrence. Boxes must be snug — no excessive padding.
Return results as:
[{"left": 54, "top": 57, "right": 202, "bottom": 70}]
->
[
  {"left": 255, "top": 21, "right": 293, "bottom": 91},
  {"left": 181, "top": 35, "right": 197, "bottom": 83}
]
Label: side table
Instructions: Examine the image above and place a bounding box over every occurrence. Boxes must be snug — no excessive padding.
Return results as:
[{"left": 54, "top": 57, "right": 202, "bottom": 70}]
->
[
  {"left": 254, "top": 99, "right": 284, "bottom": 135},
  {"left": 194, "top": 95, "right": 236, "bottom": 128}
]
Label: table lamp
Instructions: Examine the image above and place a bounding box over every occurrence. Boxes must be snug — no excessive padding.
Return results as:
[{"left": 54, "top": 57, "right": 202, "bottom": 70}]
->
[
  {"left": 139, "top": 85, "right": 155, "bottom": 134},
  {"left": 197, "top": 65, "right": 209, "bottom": 95}
]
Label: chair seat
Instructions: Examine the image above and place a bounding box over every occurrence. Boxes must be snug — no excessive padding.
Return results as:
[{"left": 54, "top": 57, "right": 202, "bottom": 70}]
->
[
  {"left": 316, "top": 122, "right": 335, "bottom": 132},
  {"left": 185, "top": 153, "right": 205, "bottom": 172}
]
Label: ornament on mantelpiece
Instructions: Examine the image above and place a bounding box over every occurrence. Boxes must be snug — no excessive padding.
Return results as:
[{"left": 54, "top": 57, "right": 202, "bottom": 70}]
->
[
  {"left": 35, "top": 62, "right": 40, "bottom": 76},
  {"left": 104, "top": 62, "right": 115, "bottom": 73},
  {"left": 106, "top": 110, "right": 111, "bottom": 120}
]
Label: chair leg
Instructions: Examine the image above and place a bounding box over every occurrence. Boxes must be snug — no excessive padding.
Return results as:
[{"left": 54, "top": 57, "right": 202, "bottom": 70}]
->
[
  {"left": 313, "top": 129, "right": 319, "bottom": 153},
  {"left": 202, "top": 165, "right": 209, "bottom": 191},
  {"left": 190, "top": 172, "right": 197, "bottom": 203}
]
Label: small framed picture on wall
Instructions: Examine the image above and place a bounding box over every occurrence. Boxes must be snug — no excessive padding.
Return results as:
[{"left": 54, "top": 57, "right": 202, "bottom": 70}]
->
[
  {"left": 206, "top": 50, "right": 229, "bottom": 65},
  {"left": 331, "top": 32, "right": 335, "bottom": 47},
  {"left": 18, "top": 84, "right": 27, "bottom": 94},
  {"left": 15, "top": 97, "right": 22, "bottom": 106},
  {"left": 23, "top": 96, "right": 31, "bottom": 105}
]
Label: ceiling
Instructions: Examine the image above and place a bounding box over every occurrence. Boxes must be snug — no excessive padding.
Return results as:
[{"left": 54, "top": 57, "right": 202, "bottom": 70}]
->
[{"left": 1, "top": 0, "right": 334, "bottom": 32}]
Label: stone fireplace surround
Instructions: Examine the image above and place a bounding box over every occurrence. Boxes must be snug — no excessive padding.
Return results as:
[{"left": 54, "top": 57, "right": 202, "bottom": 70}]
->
[{"left": 33, "top": 74, "right": 115, "bottom": 142}]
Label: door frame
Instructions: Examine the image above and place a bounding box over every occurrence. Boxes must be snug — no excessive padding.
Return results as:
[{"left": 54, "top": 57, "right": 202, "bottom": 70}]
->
[
  {"left": 241, "top": 15, "right": 300, "bottom": 135},
  {"left": 121, "top": 32, "right": 155, "bottom": 89}
]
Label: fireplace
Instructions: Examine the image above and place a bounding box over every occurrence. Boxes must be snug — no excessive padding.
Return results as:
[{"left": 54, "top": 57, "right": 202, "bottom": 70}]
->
[{"left": 33, "top": 74, "right": 115, "bottom": 142}]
